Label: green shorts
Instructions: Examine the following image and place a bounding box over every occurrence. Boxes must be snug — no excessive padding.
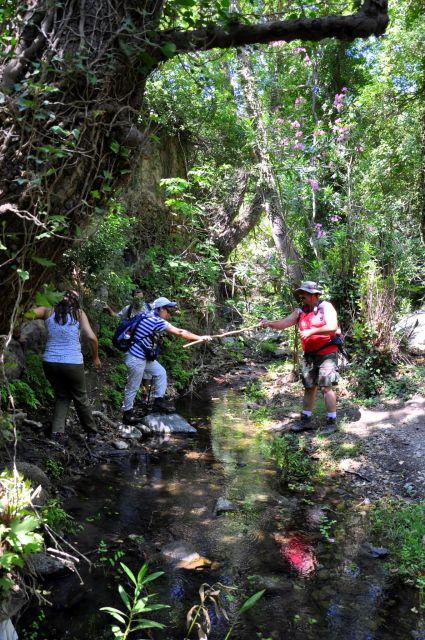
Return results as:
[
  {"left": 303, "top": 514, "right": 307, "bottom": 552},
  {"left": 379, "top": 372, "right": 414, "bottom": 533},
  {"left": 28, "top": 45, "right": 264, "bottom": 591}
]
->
[{"left": 301, "top": 352, "right": 339, "bottom": 389}]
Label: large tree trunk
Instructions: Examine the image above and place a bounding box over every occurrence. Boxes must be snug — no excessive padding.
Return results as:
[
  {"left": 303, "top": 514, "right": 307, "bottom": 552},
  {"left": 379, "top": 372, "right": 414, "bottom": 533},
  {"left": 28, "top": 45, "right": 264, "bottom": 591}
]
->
[
  {"left": 0, "top": 0, "right": 166, "bottom": 331},
  {"left": 0, "top": 1, "right": 388, "bottom": 331},
  {"left": 236, "top": 50, "right": 304, "bottom": 286}
]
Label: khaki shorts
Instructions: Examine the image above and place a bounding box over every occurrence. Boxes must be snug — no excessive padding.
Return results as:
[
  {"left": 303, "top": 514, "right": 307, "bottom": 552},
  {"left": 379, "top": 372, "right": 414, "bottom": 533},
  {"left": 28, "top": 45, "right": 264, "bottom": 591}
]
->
[{"left": 301, "top": 353, "right": 339, "bottom": 389}]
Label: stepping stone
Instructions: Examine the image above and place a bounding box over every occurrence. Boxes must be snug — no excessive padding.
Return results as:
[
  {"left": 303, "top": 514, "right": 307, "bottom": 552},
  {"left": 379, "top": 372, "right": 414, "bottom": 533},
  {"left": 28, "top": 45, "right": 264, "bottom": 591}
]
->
[{"left": 140, "top": 413, "right": 197, "bottom": 434}]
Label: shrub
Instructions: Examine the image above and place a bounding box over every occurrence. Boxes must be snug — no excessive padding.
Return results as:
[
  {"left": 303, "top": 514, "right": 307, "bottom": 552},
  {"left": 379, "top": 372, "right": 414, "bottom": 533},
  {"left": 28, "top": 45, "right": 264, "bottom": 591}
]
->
[{"left": 0, "top": 470, "right": 44, "bottom": 596}]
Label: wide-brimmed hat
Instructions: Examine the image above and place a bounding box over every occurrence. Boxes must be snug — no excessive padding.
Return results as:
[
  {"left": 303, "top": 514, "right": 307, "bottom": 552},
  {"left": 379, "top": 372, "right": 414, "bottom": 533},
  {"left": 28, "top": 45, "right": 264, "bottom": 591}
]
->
[
  {"left": 295, "top": 281, "right": 323, "bottom": 295},
  {"left": 152, "top": 297, "right": 177, "bottom": 309}
]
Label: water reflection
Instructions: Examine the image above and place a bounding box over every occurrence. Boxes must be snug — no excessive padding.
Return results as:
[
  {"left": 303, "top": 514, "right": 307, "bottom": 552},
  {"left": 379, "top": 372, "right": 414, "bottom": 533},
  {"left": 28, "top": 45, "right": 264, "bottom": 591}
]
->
[{"left": 18, "top": 383, "right": 420, "bottom": 640}]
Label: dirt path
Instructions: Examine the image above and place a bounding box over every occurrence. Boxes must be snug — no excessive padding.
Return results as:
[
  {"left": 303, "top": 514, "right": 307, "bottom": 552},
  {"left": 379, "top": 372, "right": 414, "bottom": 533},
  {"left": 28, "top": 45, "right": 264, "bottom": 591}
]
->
[{"left": 336, "top": 395, "right": 425, "bottom": 500}]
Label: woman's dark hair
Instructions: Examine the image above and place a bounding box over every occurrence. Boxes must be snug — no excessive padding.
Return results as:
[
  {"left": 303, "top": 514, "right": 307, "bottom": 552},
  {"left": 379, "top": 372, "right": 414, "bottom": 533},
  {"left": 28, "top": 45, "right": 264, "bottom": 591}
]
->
[{"left": 54, "top": 290, "right": 81, "bottom": 324}]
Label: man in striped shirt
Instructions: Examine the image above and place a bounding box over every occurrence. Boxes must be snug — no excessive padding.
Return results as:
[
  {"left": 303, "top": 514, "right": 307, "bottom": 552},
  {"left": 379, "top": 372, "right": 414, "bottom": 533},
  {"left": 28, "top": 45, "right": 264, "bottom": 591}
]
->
[{"left": 122, "top": 297, "right": 211, "bottom": 424}]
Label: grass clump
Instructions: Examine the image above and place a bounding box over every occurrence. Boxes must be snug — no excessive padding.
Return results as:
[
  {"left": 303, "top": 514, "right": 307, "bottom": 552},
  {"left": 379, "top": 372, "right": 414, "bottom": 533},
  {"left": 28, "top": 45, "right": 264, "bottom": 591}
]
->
[{"left": 369, "top": 499, "right": 425, "bottom": 603}]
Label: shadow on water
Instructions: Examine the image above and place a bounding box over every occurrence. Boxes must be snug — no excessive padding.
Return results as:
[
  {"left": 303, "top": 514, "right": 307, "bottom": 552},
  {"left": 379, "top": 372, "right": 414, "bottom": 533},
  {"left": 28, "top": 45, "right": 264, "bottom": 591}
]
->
[{"left": 18, "top": 382, "right": 422, "bottom": 640}]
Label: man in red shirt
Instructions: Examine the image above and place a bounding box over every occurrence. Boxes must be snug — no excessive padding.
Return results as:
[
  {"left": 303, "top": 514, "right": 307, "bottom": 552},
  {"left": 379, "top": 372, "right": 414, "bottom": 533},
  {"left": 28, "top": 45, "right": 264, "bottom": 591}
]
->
[{"left": 261, "top": 281, "right": 339, "bottom": 434}]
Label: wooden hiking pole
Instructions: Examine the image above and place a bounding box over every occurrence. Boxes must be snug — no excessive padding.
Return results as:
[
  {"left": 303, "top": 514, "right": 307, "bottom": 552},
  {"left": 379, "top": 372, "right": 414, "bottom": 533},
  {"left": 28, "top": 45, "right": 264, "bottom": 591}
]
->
[{"left": 183, "top": 323, "right": 262, "bottom": 348}]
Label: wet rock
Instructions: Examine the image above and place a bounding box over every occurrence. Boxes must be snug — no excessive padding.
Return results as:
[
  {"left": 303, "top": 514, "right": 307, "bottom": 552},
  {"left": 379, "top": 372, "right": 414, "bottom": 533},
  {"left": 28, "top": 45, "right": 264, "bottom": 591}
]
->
[
  {"left": 118, "top": 425, "right": 143, "bottom": 439},
  {"left": 112, "top": 440, "right": 130, "bottom": 450},
  {"left": 161, "top": 541, "right": 212, "bottom": 569},
  {"left": 26, "top": 552, "right": 71, "bottom": 577},
  {"left": 9, "top": 462, "right": 51, "bottom": 506},
  {"left": 0, "top": 589, "right": 27, "bottom": 622},
  {"left": 3, "top": 339, "right": 25, "bottom": 380},
  {"left": 19, "top": 320, "right": 47, "bottom": 353},
  {"left": 247, "top": 574, "right": 293, "bottom": 595},
  {"left": 215, "top": 497, "right": 236, "bottom": 515},
  {"left": 273, "top": 347, "right": 290, "bottom": 358},
  {"left": 360, "top": 543, "right": 389, "bottom": 559},
  {"left": 140, "top": 413, "right": 197, "bottom": 435}
]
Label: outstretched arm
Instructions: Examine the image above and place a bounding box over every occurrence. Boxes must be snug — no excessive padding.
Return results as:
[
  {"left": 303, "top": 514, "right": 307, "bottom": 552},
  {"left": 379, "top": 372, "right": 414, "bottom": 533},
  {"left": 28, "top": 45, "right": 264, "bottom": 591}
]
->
[
  {"left": 165, "top": 324, "right": 211, "bottom": 342},
  {"left": 260, "top": 309, "right": 300, "bottom": 331}
]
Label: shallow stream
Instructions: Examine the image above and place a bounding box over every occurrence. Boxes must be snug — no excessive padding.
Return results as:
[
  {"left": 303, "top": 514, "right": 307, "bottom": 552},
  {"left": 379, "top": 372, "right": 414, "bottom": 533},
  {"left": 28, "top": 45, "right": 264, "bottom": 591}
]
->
[{"left": 19, "top": 374, "right": 422, "bottom": 639}]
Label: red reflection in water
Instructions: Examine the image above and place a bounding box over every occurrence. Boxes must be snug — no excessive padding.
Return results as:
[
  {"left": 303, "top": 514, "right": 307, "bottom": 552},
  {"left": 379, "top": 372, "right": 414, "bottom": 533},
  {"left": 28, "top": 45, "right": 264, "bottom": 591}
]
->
[{"left": 276, "top": 533, "right": 317, "bottom": 576}]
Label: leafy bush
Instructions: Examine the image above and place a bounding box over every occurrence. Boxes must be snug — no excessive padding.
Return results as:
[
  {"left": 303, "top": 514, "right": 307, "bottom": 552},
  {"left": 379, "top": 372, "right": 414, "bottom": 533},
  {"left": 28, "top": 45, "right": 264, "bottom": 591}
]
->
[
  {"left": 0, "top": 380, "right": 39, "bottom": 410},
  {"left": 41, "top": 498, "right": 81, "bottom": 535},
  {"left": 1, "top": 352, "right": 53, "bottom": 411},
  {"left": 0, "top": 470, "right": 44, "bottom": 596},
  {"left": 22, "top": 352, "right": 54, "bottom": 404}
]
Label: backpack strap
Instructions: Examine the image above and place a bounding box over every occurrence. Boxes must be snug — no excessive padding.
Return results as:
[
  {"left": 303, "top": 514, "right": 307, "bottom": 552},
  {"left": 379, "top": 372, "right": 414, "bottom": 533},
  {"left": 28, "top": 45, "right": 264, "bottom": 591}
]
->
[{"left": 126, "top": 304, "right": 134, "bottom": 319}]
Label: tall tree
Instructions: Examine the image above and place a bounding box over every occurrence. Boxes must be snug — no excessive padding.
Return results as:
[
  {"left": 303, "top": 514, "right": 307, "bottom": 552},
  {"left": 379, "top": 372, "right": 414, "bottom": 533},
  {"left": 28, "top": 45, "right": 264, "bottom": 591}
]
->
[{"left": 0, "top": 0, "right": 388, "bottom": 331}]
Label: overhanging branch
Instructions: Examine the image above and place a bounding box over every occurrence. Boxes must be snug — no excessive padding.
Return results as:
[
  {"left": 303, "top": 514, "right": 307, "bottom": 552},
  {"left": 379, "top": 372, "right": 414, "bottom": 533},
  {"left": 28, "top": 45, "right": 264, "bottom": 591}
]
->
[{"left": 157, "top": 0, "right": 388, "bottom": 55}]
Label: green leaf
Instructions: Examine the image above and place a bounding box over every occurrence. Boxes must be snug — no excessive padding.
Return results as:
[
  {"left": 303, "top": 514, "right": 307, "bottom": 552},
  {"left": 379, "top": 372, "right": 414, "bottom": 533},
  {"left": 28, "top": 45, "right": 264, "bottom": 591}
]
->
[
  {"left": 110, "top": 141, "right": 120, "bottom": 154},
  {"left": 99, "top": 607, "right": 127, "bottom": 625},
  {"left": 17, "top": 269, "right": 29, "bottom": 281},
  {"left": 238, "top": 590, "right": 265, "bottom": 614},
  {"left": 131, "top": 620, "right": 166, "bottom": 631},
  {"left": 118, "top": 585, "right": 131, "bottom": 610},
  {"left": 0, "top": 241, "right": 7, "bottom": 250},
  {"left": 161, "top": 42, "right": 177, "bottom": 59},
  {"left": 142, "top": 571, "right": 164, "bottom": 584},
  {"left": 35, "top": 292, "right": 53, "bottom": 307},
  {"left": 31, "top": 256, "right": 56, "bottom": 267},
  {"left": 120, "top": 562, "right": 137, "bottom": 586},
  {"left": 50, "top": 125, "right": 68, "bottom": 136},
  {"left": 136, "top": 562, "right": 149, "bottom": 583}
]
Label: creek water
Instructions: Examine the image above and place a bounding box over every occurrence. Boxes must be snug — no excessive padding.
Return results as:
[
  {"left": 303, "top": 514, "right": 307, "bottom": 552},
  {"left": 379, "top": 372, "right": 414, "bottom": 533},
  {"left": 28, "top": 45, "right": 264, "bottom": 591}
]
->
[{"left": 19, "top": 374, "right": 422, "bottom": 640}]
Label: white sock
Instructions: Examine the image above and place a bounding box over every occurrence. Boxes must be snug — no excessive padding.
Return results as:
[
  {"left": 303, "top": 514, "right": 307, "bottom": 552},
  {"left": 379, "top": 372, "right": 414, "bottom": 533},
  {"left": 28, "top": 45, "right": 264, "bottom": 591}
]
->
[
  {"left": 327, "top": 412, "right": 337, "bottom": 419},
  {"left": 302, "top": 410, "right": 312, "bottom": 417}
]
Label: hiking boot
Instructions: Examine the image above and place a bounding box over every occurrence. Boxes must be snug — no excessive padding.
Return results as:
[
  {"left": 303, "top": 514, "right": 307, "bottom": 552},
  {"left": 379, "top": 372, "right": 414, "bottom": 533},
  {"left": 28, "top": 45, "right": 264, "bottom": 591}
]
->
[
  {"left": 134, "top": 396, "right": 149, "bottom": 409},
  {"left": 151, "top": 397, "right": 174, "bottom": 414},
  {"left": 321, "top": 417, "right": 337, "bottom": 435},
  {"left": 290, "top": 414, "right": 314, "bottom": 433},
  {"left": 122, "top": 410, "right": 141, "bottom": 426}
]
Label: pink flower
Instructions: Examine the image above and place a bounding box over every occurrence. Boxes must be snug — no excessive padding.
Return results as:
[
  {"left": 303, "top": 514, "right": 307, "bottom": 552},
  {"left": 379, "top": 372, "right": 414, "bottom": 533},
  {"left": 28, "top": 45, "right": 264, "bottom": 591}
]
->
[
  {"left": 303, "top": 55, "right": 311, "bottom": 64},
  {"left": 293, "top": 47, "right": 306, "bottom": 54},
  {"left": 315, "top": 223, "right": 325, "bottom": 238},
  {"left": 330, "top": 215, "right": 341, "bottom": 222},
  {"left": 307, "top": 179, "right": 319, "bottom": 190},
  {"left": 270, "top": 41, "right": 283, "bottom": 47},
  {"left": 279, "top": 138, "right": 289, "bottom": 146},
  {"left": 316, "top": 129, "right": 325, "bottom": 136},
  {"left": 295, "top": 96, "right": 303, "bottom": 107},
  {"left": 295, "top": 131, "right": 303, "bottom": 139},
  {"left": 290, "top": 120, "right": 301, "bottom": 129},
  {"left": 275, "top": 118, "right": 285, "bottom": 125},
  {"left": 293, "top": 142, "right": 305, "bottom": 151}
]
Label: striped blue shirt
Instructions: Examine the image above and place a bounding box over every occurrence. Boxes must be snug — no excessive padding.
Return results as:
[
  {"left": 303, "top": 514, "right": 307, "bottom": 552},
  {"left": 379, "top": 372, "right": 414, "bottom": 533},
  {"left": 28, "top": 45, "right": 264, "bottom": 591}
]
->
[{"left": 128, "top": 312, "right": 169, "bottom": 359}]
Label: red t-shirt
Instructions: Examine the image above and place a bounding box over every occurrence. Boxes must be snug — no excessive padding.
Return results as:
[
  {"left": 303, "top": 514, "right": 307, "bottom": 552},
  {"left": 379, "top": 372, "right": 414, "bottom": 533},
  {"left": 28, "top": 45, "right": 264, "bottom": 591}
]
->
[{"left": 298, "top": 301, "right": 338, "bottom": 356}]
